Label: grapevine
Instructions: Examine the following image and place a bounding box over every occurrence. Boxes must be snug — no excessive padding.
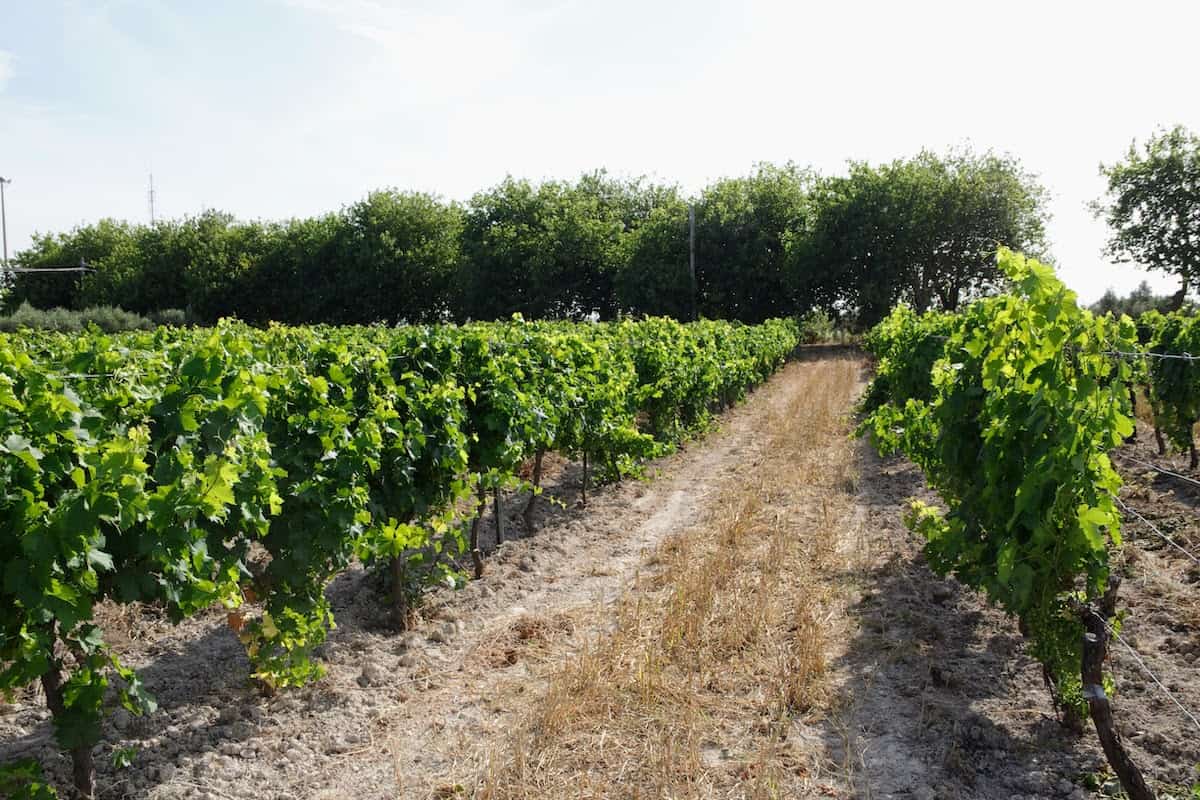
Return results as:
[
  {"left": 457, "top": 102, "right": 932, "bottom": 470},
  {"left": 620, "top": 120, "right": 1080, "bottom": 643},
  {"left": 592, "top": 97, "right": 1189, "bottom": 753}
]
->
[
  {"left": 859, "top": 248, "right": 1154, "bottom": 798},
  {"left": 0, "top": 315, "right": 799, "bottom": 798}
]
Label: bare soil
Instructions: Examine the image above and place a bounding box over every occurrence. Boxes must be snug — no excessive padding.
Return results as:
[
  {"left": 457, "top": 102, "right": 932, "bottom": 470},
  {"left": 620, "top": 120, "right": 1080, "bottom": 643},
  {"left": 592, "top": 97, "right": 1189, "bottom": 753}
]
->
[{"left": 2, "top": 353, "right": 1197, "bottom": 799}]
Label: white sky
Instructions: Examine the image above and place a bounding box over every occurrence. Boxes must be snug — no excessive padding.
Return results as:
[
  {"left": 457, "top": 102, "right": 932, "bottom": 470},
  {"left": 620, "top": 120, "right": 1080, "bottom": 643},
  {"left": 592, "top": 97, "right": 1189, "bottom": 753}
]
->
[{"left": 2, "top": 0, "right": 1198, "bottom": 303}]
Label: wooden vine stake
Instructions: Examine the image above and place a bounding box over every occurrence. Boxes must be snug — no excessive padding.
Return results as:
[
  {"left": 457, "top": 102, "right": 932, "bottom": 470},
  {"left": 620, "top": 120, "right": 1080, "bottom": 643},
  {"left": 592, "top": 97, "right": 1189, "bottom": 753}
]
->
[
  {"left": 1125, "top": 384, "right": 1138, "bottom": 442},
  {"left": 522, "top": 449, "right": 545, "bottom": 530},
  {"left": 1080, "top": 578, "right": 1154, "bottom": 800},
  {"left": 493, "top": 487, "right": 504, "bottom": 545},
  {"left": 581, "top": 451, "right": 589, "bottom": 506},
  {"left": 469, "top": 479, "right": 487, "bottom": 579},
  {"left": 390, "top": 556, "right": 410, "bottom": 630}
]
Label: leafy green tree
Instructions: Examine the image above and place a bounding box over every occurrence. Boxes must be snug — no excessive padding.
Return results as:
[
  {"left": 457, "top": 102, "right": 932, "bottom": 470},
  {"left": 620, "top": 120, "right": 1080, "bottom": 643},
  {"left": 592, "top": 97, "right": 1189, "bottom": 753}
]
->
[
  {"left": 794, "top": 161, "right": 899, "bottom": 324},
  {"left": 3, "top": 153, "right": 1047, "bottom": 327},
  {"left": 1089, "top": 280, "right": 1178, "bottom": 318},
  {"left": 1095, "top": 125, "right": 1200, "bottom": 310},
  {"left": 329, "top": 190, "right": 463, "bottom": 324},
  {"left": 6, "top": 220, "right": 135, "bottom": 311},
  {"left": 528, "top": 174, "right": 624, "bottom": 319},
  {"left": 693, "top": 163, "right": 812, "bottom": 323},
  {"left": 7, "top": 196, "right": 463, "bottom": 325},
  {"left": 11, "top": 213, "right": 262, "bottom": 320},
  {"left": 614, "top": 191, "right": 692, "bottom": 319},
  {"left": 178, "top": 212, "right": 270, "bottom": 321},
  {"left": 458, "top": 177, "right": 544, "bottom": 320},
  {"left": 458, "top": 172, "right": 667, "bottom": 321},
  {"left": 799, "top": 149, "right": 1047, "bottom": 326},
  {"left": 235, "top": 215, "right": 341, "bottom": 324}
]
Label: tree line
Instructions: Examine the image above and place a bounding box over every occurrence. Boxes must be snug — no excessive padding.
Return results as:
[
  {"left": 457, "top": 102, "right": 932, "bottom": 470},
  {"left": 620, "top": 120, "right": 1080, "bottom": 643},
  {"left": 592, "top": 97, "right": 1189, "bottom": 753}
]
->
[{"left": 2, "top": 148, "right": 1049, "bottom": 328}]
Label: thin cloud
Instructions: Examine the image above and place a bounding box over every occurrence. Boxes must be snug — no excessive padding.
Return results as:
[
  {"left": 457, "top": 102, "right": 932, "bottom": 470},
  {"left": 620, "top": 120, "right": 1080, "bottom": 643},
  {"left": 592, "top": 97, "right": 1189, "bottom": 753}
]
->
[
  {"left": 0, "top": 50, "right": 15, "bottom": 92},
  {"left": 279, "top": 0, "right": 571, "bottom": 98}
]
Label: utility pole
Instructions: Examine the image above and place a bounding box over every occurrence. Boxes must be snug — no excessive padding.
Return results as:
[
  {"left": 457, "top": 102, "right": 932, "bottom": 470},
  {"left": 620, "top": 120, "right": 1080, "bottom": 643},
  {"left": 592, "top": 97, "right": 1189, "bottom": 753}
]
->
[
  {"left": 0, "top": 176, "right": 10, "bottom": 267},
  {"left": 148, "top": 173, "right": 156, "bottom": 224},
  {"left": 688, "top": 204, "right": 697, "bottom": 320}
]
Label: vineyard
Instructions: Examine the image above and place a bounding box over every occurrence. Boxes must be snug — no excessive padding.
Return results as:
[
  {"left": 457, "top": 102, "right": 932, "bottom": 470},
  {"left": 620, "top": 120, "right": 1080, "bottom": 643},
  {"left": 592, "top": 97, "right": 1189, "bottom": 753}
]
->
[
  {"left": 1, "top": 252, "right": 1199, "bottom": 800},
  {"left": 0, "top": 316, "right": 799, "bottom": 798}
]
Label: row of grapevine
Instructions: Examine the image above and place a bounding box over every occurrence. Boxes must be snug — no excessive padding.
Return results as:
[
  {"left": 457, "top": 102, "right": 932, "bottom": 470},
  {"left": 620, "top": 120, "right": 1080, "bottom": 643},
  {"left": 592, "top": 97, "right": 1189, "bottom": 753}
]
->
[
  {"left": 857, "top": 249, "right": 1156, "bottom": 799},
  {"left": 0, "top": 316, "right": 800, "bottom": 798},
  {"left": 1135, "top": 310, "right": 1200, "bottom": 467}
]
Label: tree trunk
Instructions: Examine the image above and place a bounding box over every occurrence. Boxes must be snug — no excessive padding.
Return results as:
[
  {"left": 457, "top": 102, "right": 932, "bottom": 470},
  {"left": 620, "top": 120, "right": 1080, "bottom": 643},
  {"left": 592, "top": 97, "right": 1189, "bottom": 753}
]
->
[
  {"left": 1190, "top": 436, "right": 1198, "bottom": 470},
  {"left": 1080, "top": 580, "right": 1155, "bottom": 800},
  {"left": 41, "top": 662, "right": 96, "bottom": 800},
  {"left": 937, "top": 267, "right": 963, "bottom": 312},
  {"left": 522, "top": 449, "right": 545, "bottom": 530},
  {"left": 913, "top": 287, "right": 930, "bottom": 313},
  {"left": 910, "top": 264, "right": 932, "bottom": 313},
  {"left": 1154, "top": 425, "right": 1166, "bottom": 456},
  {"left": 946, "top": 280, "right": 961, "bottom": 313},
  {"left": 1169, "top": 277, "right": 1187, "bottom": 312}
]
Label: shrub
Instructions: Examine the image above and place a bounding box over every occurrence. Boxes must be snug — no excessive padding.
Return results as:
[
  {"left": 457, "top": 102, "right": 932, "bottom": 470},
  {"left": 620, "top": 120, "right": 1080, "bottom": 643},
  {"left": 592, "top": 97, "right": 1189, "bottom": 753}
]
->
[
  {"left": 796, "top": 309, "right": 836, "bottom": 344},
  {"left": 148, "top": 308, "right": 189, "bottom": 327},
  {"left": 0, "top": 302, "right": 162, "bottom": 332}
]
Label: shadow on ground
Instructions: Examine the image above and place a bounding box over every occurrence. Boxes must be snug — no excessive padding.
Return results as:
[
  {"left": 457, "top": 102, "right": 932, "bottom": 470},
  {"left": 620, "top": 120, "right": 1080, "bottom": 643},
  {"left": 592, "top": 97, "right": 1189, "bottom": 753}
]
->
[
  {"left": 819, "top": 442, "right": 1095, "bottom": 800},
  {"left": 0, "top": 447, "right": 638, "bottom": 799}
]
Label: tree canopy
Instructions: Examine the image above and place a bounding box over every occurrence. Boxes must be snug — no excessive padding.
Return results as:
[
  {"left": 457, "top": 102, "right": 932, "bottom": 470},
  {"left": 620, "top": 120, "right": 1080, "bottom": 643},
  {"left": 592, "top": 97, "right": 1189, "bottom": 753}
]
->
[
  {"left": 1095, "top": 125, "right": 1200, "bottom": 310},
  {"left": 3, "top": 150, "right": 1051, "bottom": 328},
  {"left": 1089, "top": 280, "right": 1178, "bottom": 319},
  {"left": 693, "top": 164, "right": 813, "bottom": 323},
  {"left": 798, "top": 150, "right": 1047, "bottom": 326}
]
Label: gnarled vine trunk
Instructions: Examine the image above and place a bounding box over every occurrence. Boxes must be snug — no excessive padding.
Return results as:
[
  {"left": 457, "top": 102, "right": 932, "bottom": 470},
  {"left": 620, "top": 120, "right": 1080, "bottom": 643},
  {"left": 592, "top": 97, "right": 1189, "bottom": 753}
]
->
[
  {"left": 41, "top": 661, "right": 96, "bottom": 800},
  {"left": 1080, "top": 580, "right": 1155, "bottom": 800}
]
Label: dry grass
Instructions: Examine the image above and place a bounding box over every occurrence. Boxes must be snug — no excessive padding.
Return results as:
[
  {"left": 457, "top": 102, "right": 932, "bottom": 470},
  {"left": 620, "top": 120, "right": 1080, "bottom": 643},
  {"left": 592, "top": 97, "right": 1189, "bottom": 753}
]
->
[
  {"left": 472, "top": 612, "right": 578, "bottom": 669},
  {"left": 473, "top": 357, "right": 865, "bottom": 799}
]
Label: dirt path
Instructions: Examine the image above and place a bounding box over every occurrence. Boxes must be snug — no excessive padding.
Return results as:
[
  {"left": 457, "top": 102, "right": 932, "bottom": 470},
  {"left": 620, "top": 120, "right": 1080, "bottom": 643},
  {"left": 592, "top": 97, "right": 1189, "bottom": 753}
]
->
[
  {"left": 4, "top": 352, "right": 1195, "bottom": 799},
  {"left": 833, "top": 448, "right": 1096, "bottom": 800}
]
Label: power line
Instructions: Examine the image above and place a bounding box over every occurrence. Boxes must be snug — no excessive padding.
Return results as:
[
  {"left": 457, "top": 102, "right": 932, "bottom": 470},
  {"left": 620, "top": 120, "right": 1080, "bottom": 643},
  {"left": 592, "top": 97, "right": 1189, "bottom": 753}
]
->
[
  {"left": 1114, "top": 495, "right": 1200, "bottom": 568},
  {"left": 2, "top": 259, "right": 98, "bottom": 274},
  {"left": 4, "top": 266, "right": 97, "bottom": 274}
]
